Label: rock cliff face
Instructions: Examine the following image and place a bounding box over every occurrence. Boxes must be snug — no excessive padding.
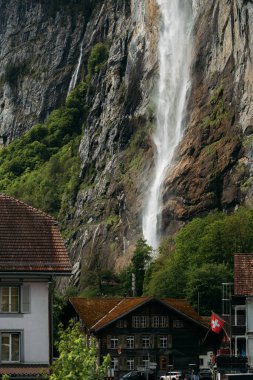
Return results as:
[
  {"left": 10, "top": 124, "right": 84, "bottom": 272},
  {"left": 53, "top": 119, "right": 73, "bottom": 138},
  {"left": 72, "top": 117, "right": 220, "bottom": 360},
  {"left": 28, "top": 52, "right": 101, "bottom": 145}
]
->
[
  {"left": 61, "top": 0, "right": 159, "bottom": 285},
  {"left": 0, "top": 0, "right": 91, "bottom": 141},
  {"left": 161, "top": 0, "right": 253, "bottom": 235},
  {"left": 1, "top": 0, "right": 253, "bottom": 286}
]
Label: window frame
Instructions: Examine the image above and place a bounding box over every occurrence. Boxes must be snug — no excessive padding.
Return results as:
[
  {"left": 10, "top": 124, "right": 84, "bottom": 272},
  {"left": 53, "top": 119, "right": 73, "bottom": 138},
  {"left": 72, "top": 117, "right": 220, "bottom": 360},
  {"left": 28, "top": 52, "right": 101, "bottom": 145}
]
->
[
  {"left": 132, "top": 316, "right": 148, "bottom": 328},
  {"left": 126, "top": 335, "right": 135, "bottom": 349},
  {"left": 142, "top": 355, "right": 149, "bottom": 369},
  {"left": 142, "top": 335, "right": 151, "bottom": 348},
  {"left": 172, "top": 319, "right": 184, "bottom": 328},
  {"left": 111, "top": 357, "right": 119, "bottom": 370},
  {"left": 110, "top": 336, "right": 118, "bottom": 349},
  {"left": 151, "top": 316, "right": 168, "bottom": 328},
  {"left": 159, "top": 335, "right": 168, "bottom": 348},
  {"left": 127, "top": 356, "right": 135, "bottom": 370},
  {"left": 0, "top": 331, "right": 21, "bottom": 363},
  {"left": 0, "top": 286, "right": 20, "bottom": 313}
]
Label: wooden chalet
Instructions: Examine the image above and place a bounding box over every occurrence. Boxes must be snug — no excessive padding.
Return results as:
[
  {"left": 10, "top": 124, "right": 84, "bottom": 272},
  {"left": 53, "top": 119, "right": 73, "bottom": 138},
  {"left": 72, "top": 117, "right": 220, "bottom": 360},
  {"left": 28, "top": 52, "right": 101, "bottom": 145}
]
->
[{"left": 70, "top": 296, "right": 211, "bottom": 379}]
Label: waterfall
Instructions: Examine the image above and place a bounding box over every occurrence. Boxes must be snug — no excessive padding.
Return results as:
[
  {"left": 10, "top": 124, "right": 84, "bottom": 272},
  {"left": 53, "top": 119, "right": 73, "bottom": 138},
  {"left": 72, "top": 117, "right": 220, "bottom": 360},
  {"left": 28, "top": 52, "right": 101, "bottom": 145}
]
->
[
  {"left": 142, "top": 0, "right": 193, "bottom": 249},
  {"left": 67, "top": 39, "right": 84, "bottom": 94}
]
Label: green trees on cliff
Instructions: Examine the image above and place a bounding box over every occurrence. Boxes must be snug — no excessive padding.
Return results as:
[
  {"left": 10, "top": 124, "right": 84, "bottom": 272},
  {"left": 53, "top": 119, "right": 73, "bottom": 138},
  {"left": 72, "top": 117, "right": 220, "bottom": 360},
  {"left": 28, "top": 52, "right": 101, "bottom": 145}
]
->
[
  {"left": 0, "top": 42, "right": 108, "bottom": 217},
  {"left": 144, "top": 208, "right": 253, "bottom": 314}
]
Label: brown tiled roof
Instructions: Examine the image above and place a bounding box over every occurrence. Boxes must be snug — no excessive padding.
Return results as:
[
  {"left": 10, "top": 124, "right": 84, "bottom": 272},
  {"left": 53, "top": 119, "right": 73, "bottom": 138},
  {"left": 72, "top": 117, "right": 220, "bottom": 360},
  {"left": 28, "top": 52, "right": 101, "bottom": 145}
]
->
[
  {"left": 0, "top": 366, "right": 50, "bottom": 375},
  {"left": 70, "top": 296, "right": 208, "bottom": 331},
  {"left": 92, "top": 297, "right": 153, "bottom": 330},
  {"left": 0, "top": 194, "right": 71, "bottom": 273},
  {"left": 234, "top": 253, "right": 253, "bottom": 295},
  {"left": 70, "top": 297, "right": 122, "bottom": 328},
  {"left": 162, "top": 298, "right": 208, "bottom": 327}
]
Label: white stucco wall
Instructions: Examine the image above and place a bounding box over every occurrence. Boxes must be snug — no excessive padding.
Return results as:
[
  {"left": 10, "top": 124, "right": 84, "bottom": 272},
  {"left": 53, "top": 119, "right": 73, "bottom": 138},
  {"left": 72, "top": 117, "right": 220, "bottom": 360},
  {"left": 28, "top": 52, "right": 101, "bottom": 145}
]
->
[
  {"left": 246, "top": 297, "right": 253, "bottom": 367},
  {"left": 0, "top": 281, "right": 49, "bottom": 364}
]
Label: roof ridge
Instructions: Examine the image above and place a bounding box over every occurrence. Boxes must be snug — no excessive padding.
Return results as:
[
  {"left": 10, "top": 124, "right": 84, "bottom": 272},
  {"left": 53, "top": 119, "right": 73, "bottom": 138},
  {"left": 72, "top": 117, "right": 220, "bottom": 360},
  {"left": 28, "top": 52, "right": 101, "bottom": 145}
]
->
[
  {"left": 92, "top": 296, "right": 154, "bottom": 331},
  {"left": 0, "top": 193, "right": 56, "bottom": 224},
  {"left": 91, "top": 298, "right": 124, "bottom": 329}
]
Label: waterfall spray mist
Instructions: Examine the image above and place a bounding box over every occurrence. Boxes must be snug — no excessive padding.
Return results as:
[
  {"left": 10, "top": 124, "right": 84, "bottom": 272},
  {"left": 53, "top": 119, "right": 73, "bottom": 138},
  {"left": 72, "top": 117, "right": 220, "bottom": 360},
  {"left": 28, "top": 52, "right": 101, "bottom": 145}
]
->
[{"left": 142, "top": 0, "right": 193, "bottom": 249}]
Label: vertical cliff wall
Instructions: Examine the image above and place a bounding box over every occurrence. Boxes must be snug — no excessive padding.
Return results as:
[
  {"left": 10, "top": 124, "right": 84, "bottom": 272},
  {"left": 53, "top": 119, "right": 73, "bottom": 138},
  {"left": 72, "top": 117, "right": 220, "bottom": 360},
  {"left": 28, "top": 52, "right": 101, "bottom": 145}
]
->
[
  {"left": 61, "top": 0, "right": 159, "bottom": 285},
  {"left": 0, "top": 0, "right": 91, "bottom": 141},
  {"left": 161, "top": 0, "right": 253, "bottom": 235},
  {"left": 1, "top": 0, "right": 253, "bottom": 287}
]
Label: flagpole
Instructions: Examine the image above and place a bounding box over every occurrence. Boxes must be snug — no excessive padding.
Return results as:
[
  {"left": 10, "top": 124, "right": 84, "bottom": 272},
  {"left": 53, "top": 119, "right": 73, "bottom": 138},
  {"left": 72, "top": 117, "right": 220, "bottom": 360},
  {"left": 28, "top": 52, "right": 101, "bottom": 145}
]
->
[
  {"left": 201, "top": 328, "right": 211, "bottom": 345},
  {"left": 229, "top": 296, "right": 232, "bottom": 356}
]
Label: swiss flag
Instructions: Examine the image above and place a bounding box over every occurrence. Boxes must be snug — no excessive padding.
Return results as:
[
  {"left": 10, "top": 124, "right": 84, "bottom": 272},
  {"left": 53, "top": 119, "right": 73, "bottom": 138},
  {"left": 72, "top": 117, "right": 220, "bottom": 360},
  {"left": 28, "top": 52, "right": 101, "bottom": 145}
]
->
[{"left": 211, "top": 312, "right": 224, "bottom": 334}]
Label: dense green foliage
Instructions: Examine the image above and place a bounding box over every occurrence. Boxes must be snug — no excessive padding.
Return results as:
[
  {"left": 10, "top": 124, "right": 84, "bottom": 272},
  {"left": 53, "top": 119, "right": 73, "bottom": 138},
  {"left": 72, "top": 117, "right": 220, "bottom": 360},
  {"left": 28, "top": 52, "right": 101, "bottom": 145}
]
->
[
  {"left": 144, "top": 209, "right": 253, "bottom": 314},
  {"left": 0, "top": 83, "right": 86, "bottom": 215},
  {"left": 51, "top": 322, "right": 110, "bottom": 380},
  {"left": 87, "top": 43, "right": 109, "bottom": 78},
  {"left": 0, "top": 43, "right": 108, "bottom": 217},
  {"left": 79, "top": 239, "right": 152, "bottom": 297}
]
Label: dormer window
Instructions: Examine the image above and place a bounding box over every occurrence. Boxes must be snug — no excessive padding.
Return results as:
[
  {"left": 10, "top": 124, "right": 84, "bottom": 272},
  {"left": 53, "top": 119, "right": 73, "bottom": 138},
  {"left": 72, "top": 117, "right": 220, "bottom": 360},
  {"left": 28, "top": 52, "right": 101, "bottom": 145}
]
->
[{"left": 0, "top": 287, "right": 19, "bottom": 313}]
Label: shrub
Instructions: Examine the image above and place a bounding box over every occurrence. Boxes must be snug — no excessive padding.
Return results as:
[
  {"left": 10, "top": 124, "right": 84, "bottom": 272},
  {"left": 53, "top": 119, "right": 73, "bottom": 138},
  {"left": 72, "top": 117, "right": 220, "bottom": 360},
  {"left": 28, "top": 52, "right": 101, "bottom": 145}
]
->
[{"left": 87, "top": 42, "right": 109, "bottom": 78}]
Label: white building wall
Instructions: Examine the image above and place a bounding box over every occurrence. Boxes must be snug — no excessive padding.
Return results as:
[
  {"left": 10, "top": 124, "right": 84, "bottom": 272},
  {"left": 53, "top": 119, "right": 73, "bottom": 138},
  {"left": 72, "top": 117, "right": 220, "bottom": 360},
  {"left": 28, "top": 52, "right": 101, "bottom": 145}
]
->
[
  {"left": 0, "top": 281, "right": 49, "bottom": 364},
  {"left": 246, "top": 297, "right": 253, "bottom": 367}
]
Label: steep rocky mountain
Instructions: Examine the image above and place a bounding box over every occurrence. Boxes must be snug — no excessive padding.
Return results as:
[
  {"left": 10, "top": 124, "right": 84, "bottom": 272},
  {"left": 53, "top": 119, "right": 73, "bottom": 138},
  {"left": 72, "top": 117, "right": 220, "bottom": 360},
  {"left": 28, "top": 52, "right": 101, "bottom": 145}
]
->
[{"left": 1, "top": 0, "right": 253, "bottom": 288}]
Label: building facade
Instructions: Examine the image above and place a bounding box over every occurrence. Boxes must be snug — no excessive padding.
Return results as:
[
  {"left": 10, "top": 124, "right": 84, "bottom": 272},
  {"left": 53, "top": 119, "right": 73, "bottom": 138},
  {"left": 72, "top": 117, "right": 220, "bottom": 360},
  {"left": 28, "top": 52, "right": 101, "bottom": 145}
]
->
[
  {"left": 0, "top": 195, "right": 72, "bottom": 379},
  {"left": 70, "top": 297, "right": 211, "bottom": 379},
  {"left": 231, "top": 254, "right": 253, "bottom": 368}
]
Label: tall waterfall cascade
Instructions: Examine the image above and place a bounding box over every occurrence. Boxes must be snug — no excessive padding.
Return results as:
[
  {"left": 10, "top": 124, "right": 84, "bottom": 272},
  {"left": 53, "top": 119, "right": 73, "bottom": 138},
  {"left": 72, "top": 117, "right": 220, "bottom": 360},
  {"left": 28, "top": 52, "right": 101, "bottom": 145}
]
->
[
  {"left": 142, "top": 0, "right": 194, "bottom": 249},
  {"left": 68, "top": 39, "right": 84, "bottom": 94}
]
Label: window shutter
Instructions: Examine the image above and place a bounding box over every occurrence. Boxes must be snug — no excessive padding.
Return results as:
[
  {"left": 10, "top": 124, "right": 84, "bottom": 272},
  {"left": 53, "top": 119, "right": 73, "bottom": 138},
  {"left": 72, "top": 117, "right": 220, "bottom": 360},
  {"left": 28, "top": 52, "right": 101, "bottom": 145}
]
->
[
  {"left": 168, "top": 334, "right": 172, "bottom": 348},
  {"left": 21, "top": 285, "right": 30, "bottom": 313},
  {"left": 107, "top": 335, "right": 111, "bottom": 349},
  {"left": 0, "top": 288, "right": 2, "bottom": 312}
]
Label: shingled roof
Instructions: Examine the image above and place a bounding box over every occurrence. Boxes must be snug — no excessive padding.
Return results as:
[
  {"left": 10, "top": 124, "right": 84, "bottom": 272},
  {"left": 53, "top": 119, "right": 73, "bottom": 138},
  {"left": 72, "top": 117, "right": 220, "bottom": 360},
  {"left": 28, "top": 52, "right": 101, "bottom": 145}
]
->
[
  {"left": 70, "top": 296, "right": 209, "bottom": 331},
  {"left": 0, "top": 194, "right": 71, "bottom": 274},
  {"left": 234, "top": 253, "right": 253, "bottom": 295}
]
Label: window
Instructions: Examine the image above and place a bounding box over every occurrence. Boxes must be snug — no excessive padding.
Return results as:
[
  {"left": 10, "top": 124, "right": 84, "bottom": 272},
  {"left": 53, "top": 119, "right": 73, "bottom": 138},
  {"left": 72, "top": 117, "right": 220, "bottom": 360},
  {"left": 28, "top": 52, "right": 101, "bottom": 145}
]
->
[
  {"left": 235, "top": 306, "right": 246, "bottom": 326},
  {"left": 126, "top": 336, "right": 134, "bottom": 349},
  {"left": 0, "top": 287, "right": 19, "bottom": 313},
  {"left": 160, "top": 316, "right": 168, "bottom": 327},
  {"left": 151, "top": 316, "right": 168, "bottom": 328},
  {"left": 127, "top": 357, "right": 135, "bottom": 370},
  {"left": 142, "top": 356, "right": 149, "bottom": 369},
  {"left": 116, "top": 320, "right": 127, "bottom": 328},
  {"left": 172, "top": 319, "right": 184, "bottom": 328},
  {"left": 1, "top": 333, "right": 20, "bottom": 362},
  {"left": 111, "top": 357, "right": 119, "bottom": 370},
  {"left": 110, "top": 336, "right": 118, "bottom": 349},
  {"left": 142, "top": 335, "right": 151, "bottom": 348},
  {"left": 132, "top": 316, "right": 148, "bottom": 328},
  {"left": 159, "top": 335, "right": 168, "bottom": 348}
]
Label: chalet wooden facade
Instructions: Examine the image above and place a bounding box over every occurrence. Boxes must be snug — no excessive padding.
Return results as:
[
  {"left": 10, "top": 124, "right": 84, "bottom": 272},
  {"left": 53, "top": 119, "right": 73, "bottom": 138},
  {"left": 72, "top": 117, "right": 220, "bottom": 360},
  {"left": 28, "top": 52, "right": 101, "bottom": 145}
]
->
[{"left": 70, "top": 297, "right": 211, "bottom": 379}]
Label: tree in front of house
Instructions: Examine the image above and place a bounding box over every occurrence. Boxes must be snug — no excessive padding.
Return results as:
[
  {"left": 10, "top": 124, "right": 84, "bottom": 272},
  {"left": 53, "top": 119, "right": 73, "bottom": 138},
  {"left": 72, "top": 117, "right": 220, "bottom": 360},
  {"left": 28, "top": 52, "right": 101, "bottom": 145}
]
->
[
  {"left": 131, "top": 238, "right": 152, "bottom": 296},
  {"left": 51, "top": 322, "right": 110, "bottom": 380}
]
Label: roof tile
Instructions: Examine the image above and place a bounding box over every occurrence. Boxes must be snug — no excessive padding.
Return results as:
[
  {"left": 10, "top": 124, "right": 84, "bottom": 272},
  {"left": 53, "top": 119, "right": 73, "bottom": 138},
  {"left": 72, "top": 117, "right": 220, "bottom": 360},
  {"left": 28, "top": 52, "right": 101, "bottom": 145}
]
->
[
  {"left": 70, "top": 297, "right": 208, "bottom": 331},
  {"left": 0, "top": 194, "right": 71, "bottom": 273}
]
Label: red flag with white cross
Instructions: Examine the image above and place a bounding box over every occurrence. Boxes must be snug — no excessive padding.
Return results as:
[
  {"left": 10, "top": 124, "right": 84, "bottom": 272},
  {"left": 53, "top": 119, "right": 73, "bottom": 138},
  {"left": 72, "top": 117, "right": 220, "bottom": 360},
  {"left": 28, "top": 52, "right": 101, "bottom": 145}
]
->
[{"left": 211, "top": 312, "right": 224, "bottom": 334}]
